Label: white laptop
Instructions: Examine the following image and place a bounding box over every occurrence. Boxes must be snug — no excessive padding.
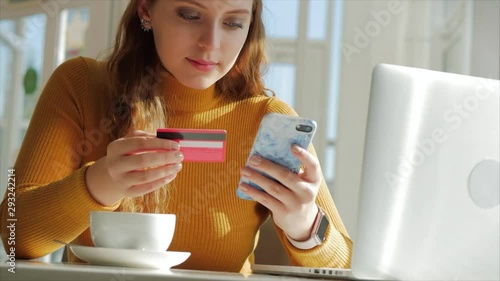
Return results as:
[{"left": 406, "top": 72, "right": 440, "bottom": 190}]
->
[{"left": 252, "top": 64, "right": 500, "bottom": 280}]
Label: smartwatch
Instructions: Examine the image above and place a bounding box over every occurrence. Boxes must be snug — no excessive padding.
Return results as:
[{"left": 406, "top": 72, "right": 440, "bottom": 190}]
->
[{"left": 286, "top": 206, "right": 330, "bottom": 250}]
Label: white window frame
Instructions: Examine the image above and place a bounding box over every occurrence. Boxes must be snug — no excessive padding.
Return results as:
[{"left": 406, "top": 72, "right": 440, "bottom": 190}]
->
[{"left": 266, "top": 0, "right": 340, "bottom": 185}]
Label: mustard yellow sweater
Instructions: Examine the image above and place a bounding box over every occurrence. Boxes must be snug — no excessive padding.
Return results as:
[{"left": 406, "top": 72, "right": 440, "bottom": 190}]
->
[{"left": 0, "top": 57, "right": 352, "bottom": 272}]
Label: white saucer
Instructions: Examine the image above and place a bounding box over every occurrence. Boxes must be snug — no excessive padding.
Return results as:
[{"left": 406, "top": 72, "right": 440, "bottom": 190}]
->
[{"left": 69, "top": 245, "right": 190, "bottom": 269}]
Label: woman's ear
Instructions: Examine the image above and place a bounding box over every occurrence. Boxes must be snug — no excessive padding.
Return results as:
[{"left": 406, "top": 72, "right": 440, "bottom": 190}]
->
[{"left": 137, "top": 0, "right": 151, "bottom": 21}]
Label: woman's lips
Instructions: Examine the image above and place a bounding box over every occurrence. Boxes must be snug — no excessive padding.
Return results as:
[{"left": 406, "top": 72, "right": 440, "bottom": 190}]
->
[{"left": 187, "top": 58, "right": 218, "bottom": 72}]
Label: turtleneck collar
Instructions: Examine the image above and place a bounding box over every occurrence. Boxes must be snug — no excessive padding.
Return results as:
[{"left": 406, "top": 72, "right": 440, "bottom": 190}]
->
[{"left": 161, "top": 72, "right": 219, "bottom": 113}]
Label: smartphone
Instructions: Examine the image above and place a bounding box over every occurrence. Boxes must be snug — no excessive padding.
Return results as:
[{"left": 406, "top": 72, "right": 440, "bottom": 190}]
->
[{"left": 237, "top": 113, "right": 317, "bottom": 200}]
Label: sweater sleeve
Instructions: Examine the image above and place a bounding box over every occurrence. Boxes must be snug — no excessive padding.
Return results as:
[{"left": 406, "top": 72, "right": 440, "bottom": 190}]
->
[
  {"left": 264, "top": 98, "right": 353, "bottom": 268},
  {"left": 0, "top": 57, "right": 120, "bottom": 259}
]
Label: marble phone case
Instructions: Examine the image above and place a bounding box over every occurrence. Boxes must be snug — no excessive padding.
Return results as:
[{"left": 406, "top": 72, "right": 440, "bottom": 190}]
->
[{"left": 237, "top": 113, "right": 317, "bottom": 200}]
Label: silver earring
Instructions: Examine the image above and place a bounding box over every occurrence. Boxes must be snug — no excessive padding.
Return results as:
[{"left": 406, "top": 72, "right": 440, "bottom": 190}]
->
[{"left": 140, "top": 18, "right": 151, "bottom": 32}]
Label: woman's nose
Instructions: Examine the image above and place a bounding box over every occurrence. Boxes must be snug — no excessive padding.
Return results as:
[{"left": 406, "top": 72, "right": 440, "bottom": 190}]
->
[{"left": 198, "top": 25, "right": 221, "bottom": 51}]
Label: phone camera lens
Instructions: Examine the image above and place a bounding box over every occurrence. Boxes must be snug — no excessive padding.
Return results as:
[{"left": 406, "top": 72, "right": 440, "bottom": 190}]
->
[{"left": 296, "top": 124, "right": 313, "bottom": 133}]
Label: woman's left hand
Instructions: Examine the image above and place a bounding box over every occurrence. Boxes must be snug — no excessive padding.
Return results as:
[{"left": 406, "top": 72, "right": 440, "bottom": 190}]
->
[{"left": 238, "top": 145, "right": 321, "bottom": 241}]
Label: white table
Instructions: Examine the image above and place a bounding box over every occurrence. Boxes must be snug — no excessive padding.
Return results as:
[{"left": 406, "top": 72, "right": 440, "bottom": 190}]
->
[{"left": 0, "top": 260, "right": 332, "bottom": 281}]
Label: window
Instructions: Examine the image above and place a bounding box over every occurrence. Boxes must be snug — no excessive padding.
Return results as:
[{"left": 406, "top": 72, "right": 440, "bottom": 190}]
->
[
  {"left": 0, "top": 0, "right": 117, "bottom": 261},
  {"left": 262, "top": 0, "right": 344, "bottom": 185}
]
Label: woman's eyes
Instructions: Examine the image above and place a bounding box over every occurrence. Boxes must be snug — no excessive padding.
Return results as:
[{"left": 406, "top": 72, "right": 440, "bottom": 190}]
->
[
  {"left": 176, "top": 10, "right": 244, "bottom": 29},
  {"left": 177, "top": 11, "right": 200, "bottom": 21},
  {"left": 225, "top": 22, "right": 244, "bottom": 29}
]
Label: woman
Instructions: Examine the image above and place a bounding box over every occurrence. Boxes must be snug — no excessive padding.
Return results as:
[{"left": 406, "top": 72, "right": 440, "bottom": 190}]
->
[{"left": 0, "top": 0, "right": 352, "bottom": 273}]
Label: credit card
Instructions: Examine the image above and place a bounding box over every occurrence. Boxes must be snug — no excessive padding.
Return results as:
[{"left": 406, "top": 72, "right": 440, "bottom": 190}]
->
[{"left": 156, "top": 128, "right": 227, "bottom": 162}]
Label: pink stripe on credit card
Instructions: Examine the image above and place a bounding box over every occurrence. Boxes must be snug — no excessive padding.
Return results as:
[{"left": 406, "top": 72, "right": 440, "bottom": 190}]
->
[{"left": 157, "top": 129, "right": 226, "bottom": 162}]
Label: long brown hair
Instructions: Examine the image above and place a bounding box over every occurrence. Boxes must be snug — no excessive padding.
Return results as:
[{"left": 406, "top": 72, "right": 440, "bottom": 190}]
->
[{"left": 105, "top": 0, "right": 268, "bottom": 213}]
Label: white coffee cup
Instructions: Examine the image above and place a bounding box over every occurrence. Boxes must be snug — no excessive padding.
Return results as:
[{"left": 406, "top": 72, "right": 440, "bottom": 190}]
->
[{"left": 89, "top": 211, "right": 176, "bottom": 252}]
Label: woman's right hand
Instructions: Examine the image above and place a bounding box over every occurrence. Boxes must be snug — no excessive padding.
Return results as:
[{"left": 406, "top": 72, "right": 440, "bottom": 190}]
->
[{"left": 86, "top": 130, "right": 183, "bottom": 206}]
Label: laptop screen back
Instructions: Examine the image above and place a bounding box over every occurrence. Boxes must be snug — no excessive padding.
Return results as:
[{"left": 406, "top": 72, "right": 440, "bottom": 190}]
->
[{"left": 352, "top": 64, "right": 499, "bottom": 280}]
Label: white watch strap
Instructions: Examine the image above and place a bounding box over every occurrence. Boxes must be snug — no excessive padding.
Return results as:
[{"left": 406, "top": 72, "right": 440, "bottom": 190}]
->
[{"left": 285, "top": 207, "right": 324, "bottom": 250}]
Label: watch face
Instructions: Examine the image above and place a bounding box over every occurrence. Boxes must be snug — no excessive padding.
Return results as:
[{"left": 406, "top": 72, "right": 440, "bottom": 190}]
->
[{"left": 317, "top": 215, "right": 329, "bottom": 241}]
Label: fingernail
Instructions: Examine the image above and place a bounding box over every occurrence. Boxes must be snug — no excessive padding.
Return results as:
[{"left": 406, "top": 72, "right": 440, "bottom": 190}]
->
[
  {"left": 292, "top": 145, "right": 302, "bottom": 153},
  {"left": 241, "top": 168, "right": 252, "bottom": 177},
  {"left": 175, "top": 152, "right": 184, "bottom": 159},
  {"left": 239, "top": 185, "right": 248, "bottom": 192},
  {"left": 249, "top": 155, "right": 261, "bottom": 166},
  {"left": 175, "top": 163, "right": 183, "bottom": 171},
  {"left": 171, "top": 142, "right": 180, "bottom": 150}
]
